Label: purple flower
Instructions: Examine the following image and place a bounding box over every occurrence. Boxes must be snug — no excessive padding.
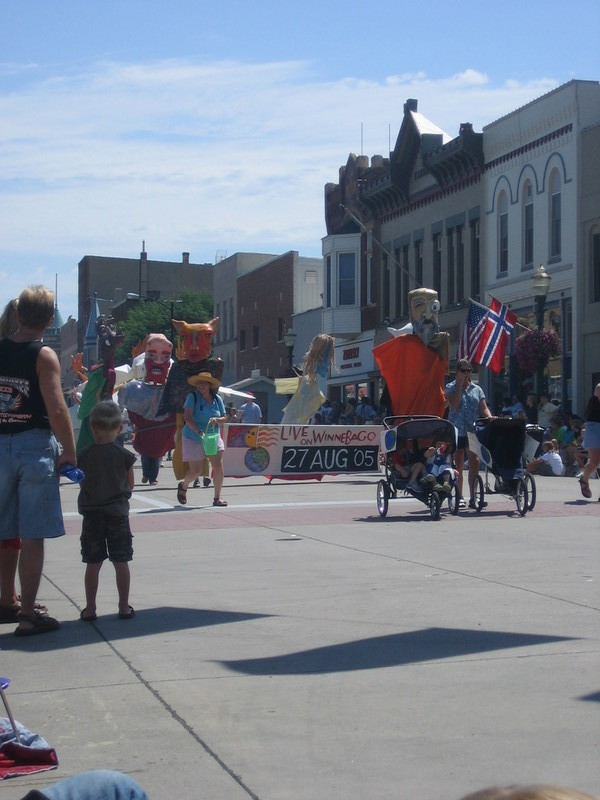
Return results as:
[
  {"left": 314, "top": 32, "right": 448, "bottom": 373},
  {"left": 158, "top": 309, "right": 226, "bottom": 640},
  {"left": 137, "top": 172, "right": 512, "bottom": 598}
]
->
[{"left": 515, "top": 329, "right": 561, "bottom": 373}]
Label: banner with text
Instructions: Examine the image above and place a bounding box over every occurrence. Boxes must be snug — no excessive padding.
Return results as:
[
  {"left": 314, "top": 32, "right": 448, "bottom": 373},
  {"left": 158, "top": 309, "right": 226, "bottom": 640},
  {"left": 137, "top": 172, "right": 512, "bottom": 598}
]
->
[{"left": 223, "top": 424, "right": 382, "bottom": 477}]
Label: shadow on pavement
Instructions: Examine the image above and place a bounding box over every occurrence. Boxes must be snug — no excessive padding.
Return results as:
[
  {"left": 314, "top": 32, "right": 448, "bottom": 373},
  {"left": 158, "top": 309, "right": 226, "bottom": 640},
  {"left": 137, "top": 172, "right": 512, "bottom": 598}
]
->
[
  {"left": 578, "top": 690, "right": 600, "bottom": 702},
  {"left": 219, "top": 626, "right": 575, "bottom": 675},
  {"left": 1, "top": 607, "right": 272, "bottom": 651}
]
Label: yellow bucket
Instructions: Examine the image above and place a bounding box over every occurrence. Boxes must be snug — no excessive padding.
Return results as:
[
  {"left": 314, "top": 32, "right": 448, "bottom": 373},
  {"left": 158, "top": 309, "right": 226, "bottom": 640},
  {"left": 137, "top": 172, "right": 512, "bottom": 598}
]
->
[{"left": 203, "top": 424, "right": 220, "bottom": 456}]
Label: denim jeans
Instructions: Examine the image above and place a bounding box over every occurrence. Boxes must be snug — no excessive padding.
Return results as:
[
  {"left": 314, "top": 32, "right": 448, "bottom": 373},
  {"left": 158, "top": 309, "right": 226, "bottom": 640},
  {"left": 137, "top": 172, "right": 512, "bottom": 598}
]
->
[{"left": 21, "top": 769, "right": 148, "bottom": 800}]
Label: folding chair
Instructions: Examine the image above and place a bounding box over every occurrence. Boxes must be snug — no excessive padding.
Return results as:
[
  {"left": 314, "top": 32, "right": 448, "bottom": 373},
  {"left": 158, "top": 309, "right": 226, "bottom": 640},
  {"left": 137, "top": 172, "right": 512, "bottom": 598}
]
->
[{"left": 0, "top": 678, "right": 21, "bottom": 743}]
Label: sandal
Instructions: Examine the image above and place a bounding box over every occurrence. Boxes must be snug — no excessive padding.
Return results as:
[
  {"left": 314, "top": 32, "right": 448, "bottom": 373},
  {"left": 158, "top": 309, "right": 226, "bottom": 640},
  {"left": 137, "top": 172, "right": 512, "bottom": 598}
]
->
[
  {"left": 118, "top": 606, "right": 135, "bottom": 620},
  {"left": 0, "top": 605, "right": 20, "bottom": 624},
  {"left": 14, "top": 613, "right": 60, "bottom": 637},
  {"left": 80, "top": 609, "right": 97, "bottom": 622},
  {"left": 16, "top": 597, "right": 49, "bottom": 616},
  {"left": 213, "top": 498, "right": 228, "bottom": 507},
  {"left": 579, "top": 478, "right": 592, "bottom": 499},
  {"left": 177, "top": 482, "right": 187, "bottom": 505}
]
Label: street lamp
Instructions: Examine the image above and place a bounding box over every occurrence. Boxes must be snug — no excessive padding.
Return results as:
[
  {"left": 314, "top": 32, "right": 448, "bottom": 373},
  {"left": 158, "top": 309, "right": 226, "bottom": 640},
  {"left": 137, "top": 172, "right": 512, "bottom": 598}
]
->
[
  {"left": 530, "top": 264, "right": 551, "bottom": 394},
  {"left": 531, "top": 264, "right": 551, "bottom": 331},
  {"left": 283, "top": 327, "right": 297, "bottom": 374}
]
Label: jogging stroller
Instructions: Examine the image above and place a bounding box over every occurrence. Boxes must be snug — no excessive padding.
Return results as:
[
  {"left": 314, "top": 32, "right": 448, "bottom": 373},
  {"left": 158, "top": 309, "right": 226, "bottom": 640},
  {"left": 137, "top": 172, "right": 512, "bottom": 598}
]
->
[
  {"left": 377, "top": 415, "right": 459, "bottom": 520},
  {"left": 467, "top": 417, "right": 537, "bottom": 516}
]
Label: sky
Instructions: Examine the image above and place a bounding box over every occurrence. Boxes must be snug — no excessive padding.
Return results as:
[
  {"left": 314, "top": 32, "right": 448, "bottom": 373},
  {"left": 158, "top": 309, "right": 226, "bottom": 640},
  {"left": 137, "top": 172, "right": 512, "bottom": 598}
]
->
[{"left": 1, "top": 0, "right": 598, "bottom": 322}]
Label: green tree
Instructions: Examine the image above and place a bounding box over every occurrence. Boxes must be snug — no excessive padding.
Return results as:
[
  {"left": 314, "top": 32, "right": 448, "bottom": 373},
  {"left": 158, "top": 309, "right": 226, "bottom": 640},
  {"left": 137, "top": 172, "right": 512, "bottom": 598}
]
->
[{"left": 115, "top": 289, "right": 213, "bottom": 364}]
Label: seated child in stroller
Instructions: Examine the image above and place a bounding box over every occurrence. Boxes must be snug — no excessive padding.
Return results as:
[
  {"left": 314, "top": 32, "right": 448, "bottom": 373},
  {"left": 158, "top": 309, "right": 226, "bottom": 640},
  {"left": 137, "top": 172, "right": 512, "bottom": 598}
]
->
[
  {"left": 391, "top": 446, "right": 428, "bottom": 492},
  {"left": 420, "top": 441, "right": 456, "bottom": 493}
]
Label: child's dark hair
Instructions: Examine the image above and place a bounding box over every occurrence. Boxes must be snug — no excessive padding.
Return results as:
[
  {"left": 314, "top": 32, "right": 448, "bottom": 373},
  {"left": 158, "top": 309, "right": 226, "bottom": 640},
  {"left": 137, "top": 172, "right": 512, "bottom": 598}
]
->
[{"left": 90, "top": 401, "right": 123, "bottom": 432}]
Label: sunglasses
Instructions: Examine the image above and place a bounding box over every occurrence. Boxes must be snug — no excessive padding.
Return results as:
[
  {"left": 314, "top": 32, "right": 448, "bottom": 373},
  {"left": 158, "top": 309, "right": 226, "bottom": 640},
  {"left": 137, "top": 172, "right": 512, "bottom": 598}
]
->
[{"left": 459, "top": 368, "right": 472, "bottom": 373}]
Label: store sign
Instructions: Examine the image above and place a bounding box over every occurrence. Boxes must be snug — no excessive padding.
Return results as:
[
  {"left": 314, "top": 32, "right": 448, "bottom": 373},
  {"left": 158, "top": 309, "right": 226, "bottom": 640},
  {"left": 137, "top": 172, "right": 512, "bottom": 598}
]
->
[
  {"left": 223, "top": 423, "right": 381, "bottom": 477},
  {"left": 334, "top": 337, "right": 375, "bottom": 377}
]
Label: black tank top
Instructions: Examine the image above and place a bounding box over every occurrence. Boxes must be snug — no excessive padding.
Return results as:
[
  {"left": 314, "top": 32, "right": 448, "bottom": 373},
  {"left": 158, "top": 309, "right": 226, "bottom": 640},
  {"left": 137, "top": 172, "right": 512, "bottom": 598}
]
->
[{"left": 0, "top": 339, "right": 50, "bottom": 433}]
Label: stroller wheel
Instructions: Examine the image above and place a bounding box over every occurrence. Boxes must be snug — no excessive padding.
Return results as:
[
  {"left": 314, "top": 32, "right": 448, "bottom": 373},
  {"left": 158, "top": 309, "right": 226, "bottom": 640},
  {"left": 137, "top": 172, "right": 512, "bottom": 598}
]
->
[
  {"left": 377, "top": 479, "right": 390, "bottom": 518},
  {"left": 514, "top": 477, "right": 528, "bottom": 516},
  {"left": 471, "top": 475, "right": 485, "bottom": 512},
  {"left": 448, "top": 482, "right": 460, "bottom": 515},
  {"left": 523, "top": 473, "right": 536, "bottom": 511},
  {"left": 429, "top": 491, "right": 441, "bottom": 520}
]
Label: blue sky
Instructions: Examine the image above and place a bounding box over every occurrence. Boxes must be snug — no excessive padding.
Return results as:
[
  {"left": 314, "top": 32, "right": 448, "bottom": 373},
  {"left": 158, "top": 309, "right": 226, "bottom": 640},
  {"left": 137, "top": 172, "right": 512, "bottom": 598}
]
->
[{"left": 1, "top": 0, "right": 598, "bottom": 321}]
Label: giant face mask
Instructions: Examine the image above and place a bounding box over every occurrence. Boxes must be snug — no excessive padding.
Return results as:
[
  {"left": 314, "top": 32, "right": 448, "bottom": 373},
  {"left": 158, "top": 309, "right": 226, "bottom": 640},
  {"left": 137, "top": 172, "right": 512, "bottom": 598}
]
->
[
  {"left": 144, "top": 333, "right": 172, "bottom": 384},
  {"left": 409, "top": 289, "right": 441, "bottom": 347},
  {"left": 96, "top": 316, "right": 124, "bottom": 367},
  {"left": 172, "top": 317, "right": 219, "bottom": 363}
]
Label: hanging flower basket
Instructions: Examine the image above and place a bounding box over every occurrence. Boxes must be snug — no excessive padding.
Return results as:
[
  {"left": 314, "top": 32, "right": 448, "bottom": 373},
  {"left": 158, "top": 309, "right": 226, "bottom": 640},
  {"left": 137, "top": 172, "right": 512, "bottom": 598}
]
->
[{"left": 515, "top": 328, "right": 561, "bottom": 374}]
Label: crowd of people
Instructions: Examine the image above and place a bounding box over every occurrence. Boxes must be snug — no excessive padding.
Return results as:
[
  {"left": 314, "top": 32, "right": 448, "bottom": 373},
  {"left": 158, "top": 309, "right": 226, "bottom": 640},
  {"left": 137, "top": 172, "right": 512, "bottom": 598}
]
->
[{"left": 496, "top": 388, "right": 597, "bottom": 485}]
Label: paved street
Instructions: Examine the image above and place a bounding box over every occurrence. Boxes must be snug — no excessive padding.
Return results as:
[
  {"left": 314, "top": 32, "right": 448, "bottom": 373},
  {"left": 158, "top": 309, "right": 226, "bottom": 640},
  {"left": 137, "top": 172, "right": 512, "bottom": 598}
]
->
[{"left": 1, "top": 461, "right": 598, "bottom": 800}]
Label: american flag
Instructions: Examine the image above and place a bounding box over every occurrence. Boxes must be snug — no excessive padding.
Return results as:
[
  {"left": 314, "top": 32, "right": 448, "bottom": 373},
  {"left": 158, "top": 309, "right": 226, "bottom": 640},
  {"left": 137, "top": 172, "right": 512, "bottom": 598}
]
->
[{"left": 457, "top": 298, "right": 517, "bottom": 374}]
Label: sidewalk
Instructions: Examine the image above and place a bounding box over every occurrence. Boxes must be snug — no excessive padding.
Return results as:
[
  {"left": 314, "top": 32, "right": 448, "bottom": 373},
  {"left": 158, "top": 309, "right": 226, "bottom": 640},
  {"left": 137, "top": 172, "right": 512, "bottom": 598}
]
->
[{"left": 1, "top": 465, "right": 598, "bottom": 799}]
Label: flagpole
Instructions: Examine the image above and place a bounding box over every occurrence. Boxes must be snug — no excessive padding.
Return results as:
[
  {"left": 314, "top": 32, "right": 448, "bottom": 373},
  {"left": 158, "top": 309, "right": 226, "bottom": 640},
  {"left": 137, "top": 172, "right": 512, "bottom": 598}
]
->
[
  {"left": 467, "top": 297, "right": 530, "bottom": 332},
  {"left": 340, "top": 204, "right": 421, "bottom": 286}
]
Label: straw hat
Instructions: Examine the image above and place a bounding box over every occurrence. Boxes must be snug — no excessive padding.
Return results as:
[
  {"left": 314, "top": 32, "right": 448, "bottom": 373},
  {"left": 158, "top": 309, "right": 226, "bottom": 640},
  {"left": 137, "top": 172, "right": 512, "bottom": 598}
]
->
[{"left": 188, "top": 372, "right": 221, "bottom": 390}]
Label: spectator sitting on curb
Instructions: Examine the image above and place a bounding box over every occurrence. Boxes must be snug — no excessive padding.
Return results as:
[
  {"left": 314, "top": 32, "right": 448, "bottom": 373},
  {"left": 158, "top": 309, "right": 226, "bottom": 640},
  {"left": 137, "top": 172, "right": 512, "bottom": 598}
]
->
[{"left": 526, "top": 439, "right": 565, "bottom": 476}]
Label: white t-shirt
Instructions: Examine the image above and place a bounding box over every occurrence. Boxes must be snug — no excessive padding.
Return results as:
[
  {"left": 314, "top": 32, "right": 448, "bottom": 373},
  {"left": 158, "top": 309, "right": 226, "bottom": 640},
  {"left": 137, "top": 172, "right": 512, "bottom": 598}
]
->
[{"left": 540, "top": 450, "right": 565, "bottom": 476}]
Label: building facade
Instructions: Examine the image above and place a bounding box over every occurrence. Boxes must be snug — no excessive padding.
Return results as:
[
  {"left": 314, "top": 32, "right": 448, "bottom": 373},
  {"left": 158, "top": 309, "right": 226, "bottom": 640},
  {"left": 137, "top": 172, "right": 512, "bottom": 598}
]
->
[
  {"left": 211, "top": 251, "right": 278, "bottom": 386},
  {"left": 227, "top": 251, "right": 323, "bottom": 421},
  {"left": 322, "top": 80, "right": 600, "bottom": 415},
  {"left": 77, "top": 249, "right": 213, "bottom": 352}
]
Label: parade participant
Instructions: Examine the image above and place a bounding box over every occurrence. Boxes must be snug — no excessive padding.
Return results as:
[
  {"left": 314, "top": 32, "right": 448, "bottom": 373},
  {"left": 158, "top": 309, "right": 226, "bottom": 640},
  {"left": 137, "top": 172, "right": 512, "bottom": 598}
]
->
[
  {"left": 445, "top": 358, "right": 493, "bottom": 508},
  {"left": 177, "top": 372, "right": 228, "bottom": 507},
  {"left": 118, "top": 333, "right": 176, "bottom": 485},
  {"left": 373, "top": 288, "right": 449, "bottom": 417},
  {"left": 0, "top": 285, "right": 76, "bottom": 635},
  {"left": 77, "top": 401, "right": 137, "bottom": 621},
  {"left": 76, "top": 315, "right": 124, "bottom": 454},
  {"left": 280, "top": 333, "right": 335, "bottom": 424},
  {"left": 157, "top": 317, "right": 223, "bottom": 480},
  {"left": 578, "top": 382, "right": 600, "bottom": 500}
]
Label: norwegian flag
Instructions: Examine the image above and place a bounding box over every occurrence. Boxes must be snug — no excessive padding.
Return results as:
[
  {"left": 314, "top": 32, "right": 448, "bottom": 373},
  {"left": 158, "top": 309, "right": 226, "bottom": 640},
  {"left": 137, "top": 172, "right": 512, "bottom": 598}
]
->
[{"left": 457, "top": 298, "right": 517, "bottom": 374}]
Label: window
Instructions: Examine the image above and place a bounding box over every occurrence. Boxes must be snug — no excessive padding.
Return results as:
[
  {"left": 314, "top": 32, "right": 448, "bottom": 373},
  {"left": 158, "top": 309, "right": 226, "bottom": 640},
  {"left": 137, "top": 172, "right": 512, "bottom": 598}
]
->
[
  {"left": 498, "top": 192, "right": 508, "bottom": 273},
  {"left": 252, "top": 325, "right": 259, "bottom": 348},
  {"left": 229, "top": 298, "right": 234, "bottom": 340},
  {"left": 401, "top": 245, "right": 409, "bottom": 317},
  {"left": 456, "top": 225, "right": 464, "bottom": 302},
  {"left": 414, "top": 240, "right": 423, "bottom": 287},
  {"left": 433, "top": 233, "right": 442, "bottom": 302},
  {"left": 470, "top": 220, "right": 480, "bottom": 298},
  {"left": 394, "top": 247, "right": 402, "bottom": 319},
  {"left": 382, "top": 252, "right": 390, "bottom": 319},
  {"left": 215, "top": 302, "right": 221, "bottom": 343},
  {"left": 338, "top": 252, "right": 356, "bottom": 306},
  {"left": 239, "top": 329, "right": 246, "bottom": 351},
  {"left": 366, "top": 253, "right": 373, "bottom": 305},
  {"left": 593, "top": 233, "right": 600, "bottom": 303},
  {"left": 550, "top": 170, "right": 561, "bottom": 260},
  {"left": 447, "top": 229, "right": 455, "bottom": 304},
  {"left": 277, "top": 317, "right": 285, "bottom": 341},
  {"left": 523, "top": 182, "right": 534, "bottom": 267},
  {"left": 325, "top": 255, "right": 331, "bottom": 307}
]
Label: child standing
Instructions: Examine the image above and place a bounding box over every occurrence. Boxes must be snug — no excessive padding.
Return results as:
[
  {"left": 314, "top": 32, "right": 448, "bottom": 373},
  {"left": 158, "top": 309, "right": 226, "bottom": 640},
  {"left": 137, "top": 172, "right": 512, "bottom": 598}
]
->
[{"left": 77, "top": 401, "right": 137, "bottom": 621}]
